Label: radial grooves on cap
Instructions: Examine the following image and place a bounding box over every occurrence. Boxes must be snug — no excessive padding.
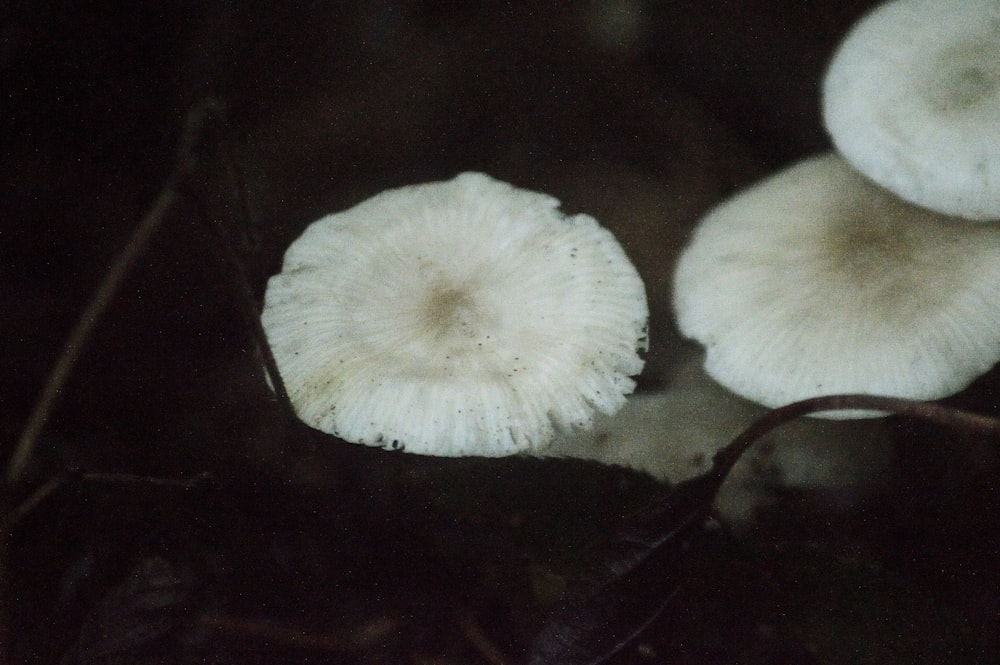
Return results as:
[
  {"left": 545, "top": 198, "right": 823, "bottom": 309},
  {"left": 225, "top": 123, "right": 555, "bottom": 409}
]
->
[
  {"left": 673, "top": 153, "right": 1000, "bottom": 417},
  {"left": 262, "top": 172, "right": 648, "bottom": 455}
]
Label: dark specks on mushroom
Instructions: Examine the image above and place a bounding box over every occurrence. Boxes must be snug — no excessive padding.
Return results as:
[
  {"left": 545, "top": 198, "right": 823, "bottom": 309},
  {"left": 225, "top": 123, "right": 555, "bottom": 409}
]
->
[{"left": 260, "top": 172, "right": 647, "bottom": 456}]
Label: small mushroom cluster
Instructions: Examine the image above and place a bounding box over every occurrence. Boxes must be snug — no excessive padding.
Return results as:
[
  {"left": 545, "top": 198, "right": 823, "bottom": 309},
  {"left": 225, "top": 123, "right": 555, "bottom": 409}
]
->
[
  {"left": 262, "top": 172, "right": 648, "bottom": 456},
  {"left": 673, "top": 0, "right": 1000, "bottom": 416}
]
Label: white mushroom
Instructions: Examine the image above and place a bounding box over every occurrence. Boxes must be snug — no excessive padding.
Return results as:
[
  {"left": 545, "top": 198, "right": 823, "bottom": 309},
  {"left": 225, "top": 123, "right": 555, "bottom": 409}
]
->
[
  {"left": 261, "top": 172, "right": 648, "bottom": 456},
  {"left": 672, "top": 152, "right": 1000, "bottom": 416},
  {"left": 544, "top": 353, "right": 894, "bottom": 524},
  {"left": 822, "top": 0, "right": 1000, "bottom": 220}
]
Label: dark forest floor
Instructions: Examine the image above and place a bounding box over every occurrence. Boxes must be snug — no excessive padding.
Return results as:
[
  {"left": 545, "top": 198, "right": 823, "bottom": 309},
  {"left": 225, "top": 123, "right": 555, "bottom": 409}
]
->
[{"left": 4, "top": 2, "right": 1000, "bottom": 663}]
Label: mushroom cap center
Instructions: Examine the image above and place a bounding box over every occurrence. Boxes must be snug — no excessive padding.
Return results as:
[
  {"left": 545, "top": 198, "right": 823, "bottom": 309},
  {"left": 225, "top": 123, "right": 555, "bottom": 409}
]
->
[
  {"left": 922, "top": 38, "right": 1000, "bottom": 115},
  {"left": 426, "top": 286, "right": 478, "bottom": 331},
  {"left": 418, "top": 279, "right": 496, "bottom": 347},
  {"left": 823, "top": 216, "right": 912, "bottom": 282}
]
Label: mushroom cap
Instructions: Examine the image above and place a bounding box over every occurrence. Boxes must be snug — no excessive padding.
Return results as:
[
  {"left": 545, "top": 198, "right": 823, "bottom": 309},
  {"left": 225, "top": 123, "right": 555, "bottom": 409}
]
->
[
  {"left": 262, "top": 172, "right": 648, "bottom": 456},
  {"left": 822, "top": 0, "right": 1000, "bottom": 220},
  {"left": 672, "top": 152, "right": 1000, "bottom": 417}
]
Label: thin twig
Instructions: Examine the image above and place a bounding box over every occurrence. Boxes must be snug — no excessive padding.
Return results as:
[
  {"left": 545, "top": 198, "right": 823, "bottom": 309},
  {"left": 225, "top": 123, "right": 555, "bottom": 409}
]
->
[
  {"left": 459, "top": 612, "right": 514, "bottom": 665},
  {"left": 5, "top": 475, "right": 66, "bottom": 527},
  {"left": 711, "top": 394, "right": 1000, "bottom": 482},
  {"left": 199, "top": 207, "right": 295, "bottom": 422},
  {"left": 7, "top": 471, "right": 212, "bottom": 528},
  {"left": 181, "top": 104, "right": 295, "bottom": 425},
  {"left": 526, "top": 395, "right": 1000, "bottom": 665},
  {"left": 6, "top": 101, "right": 222, "bottom": 486},
  {"left": 6, "top": 187, "right": 180, "bottom": 485}
]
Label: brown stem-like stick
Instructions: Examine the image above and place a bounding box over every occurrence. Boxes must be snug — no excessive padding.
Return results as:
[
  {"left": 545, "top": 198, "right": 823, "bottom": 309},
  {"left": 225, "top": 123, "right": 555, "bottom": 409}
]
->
[
  {"left": 6, "top": 186, "right": 181, "bottom": 485},
  {"left": 711, "top": 394, "right": 1000, "bottom": 483},
  {"left": 527, "top": 394, "right": 1000, "bottom": 665},
  {"left": 5, "top": 101, "right": 221, "bottom": 486}
]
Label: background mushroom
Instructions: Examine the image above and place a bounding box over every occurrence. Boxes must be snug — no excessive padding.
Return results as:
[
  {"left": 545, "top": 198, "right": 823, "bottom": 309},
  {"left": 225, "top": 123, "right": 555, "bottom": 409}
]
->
[
  {"left": 673, "top": 152, "right": 1000, "bottom": 416},
  {"left": 822, "top": 0, "right": 1000, "bottom": 220},
  {"left": 262, "top": 172, "right": 648, "bottom": 456},
  {"left": 544, "top": 351, "right": 894, "bottom": 524}
]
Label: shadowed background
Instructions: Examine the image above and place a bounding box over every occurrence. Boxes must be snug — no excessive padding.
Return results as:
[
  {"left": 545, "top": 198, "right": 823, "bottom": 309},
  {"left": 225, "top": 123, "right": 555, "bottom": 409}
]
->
[{"left": 4, "top": 2, "right": 1000, "bottom": 663}]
